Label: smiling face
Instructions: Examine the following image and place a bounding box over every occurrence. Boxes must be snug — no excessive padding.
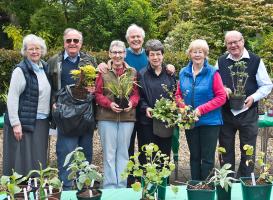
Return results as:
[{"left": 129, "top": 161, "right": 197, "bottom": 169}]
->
[
  {"left": 109, "top": 46, "right": 126, "bottom": 68},
  {"left": 127, "top": 28, "right": 144, "bottom": 54},
  {"left": 64, "top": 30, "right": 82, "bottom": 57},
  {"left": 148, "top": 50, "right": 163, "bottom": 69},
  {"left": 25, "top": 43, "right": 42, "bottom": 63},
  {"left": 190, "top": 48, "right": 206, "bottom": 67},
  {"left": 225, "top": 32, "right": 244, "bottom": 60}
]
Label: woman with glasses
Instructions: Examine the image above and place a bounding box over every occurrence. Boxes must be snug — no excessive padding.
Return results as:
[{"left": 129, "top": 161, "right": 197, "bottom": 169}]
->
[
  {"left": 3, "top": 34, "right": 51, "bottom": 176},
  {"left": 95, "top": 40, "right": 139, "bottom": 188}
]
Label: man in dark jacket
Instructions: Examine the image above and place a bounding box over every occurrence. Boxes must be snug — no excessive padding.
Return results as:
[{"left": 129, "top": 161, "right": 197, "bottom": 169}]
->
[
  {"left": 217, "top": 30, "right": 272, "bottom": 177},
  {"left": 48, "top": 28, "right": 97, "bottom": 190}
]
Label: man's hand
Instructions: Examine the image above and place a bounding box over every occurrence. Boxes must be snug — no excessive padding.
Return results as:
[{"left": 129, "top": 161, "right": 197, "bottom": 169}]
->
[
  {"left": 13, "top": 124, "right": 23, "bottom": 141},
  {"left": 98, "top": 62, "right": 110, "bottom": 73},
  {"left": 124, "top": 101, "right": 133, "bottom": 112},
  {"left": 146, "top": 107, "right": 153, "bottom": 118},
  {"left": 224, "top": 87, "right": 232, "bottom": 99},
  {"left": 52, "top": 103, "right": 57, "bottom": 110},
  {"left": 166, "top": 64, "right": 176, "bottom": 75},
  {"left": 245, "top": 96, "right": 254, "bottom": 108},
  {"left": 110, "top": 102, "right": 123, "bottom": 113}
]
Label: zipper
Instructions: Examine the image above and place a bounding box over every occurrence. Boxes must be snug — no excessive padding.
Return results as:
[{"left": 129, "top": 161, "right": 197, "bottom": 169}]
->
[{"left": 191, "top": 79, "right": 195, "bottom": 109}]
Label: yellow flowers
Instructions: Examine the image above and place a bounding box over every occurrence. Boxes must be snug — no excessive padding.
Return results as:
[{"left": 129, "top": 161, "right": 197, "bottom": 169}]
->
[{"left": 70, "top": 64, "right": 97, "bottom": 87}]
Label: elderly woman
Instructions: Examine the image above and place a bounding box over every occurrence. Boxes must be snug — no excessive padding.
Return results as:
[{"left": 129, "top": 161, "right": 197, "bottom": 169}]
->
[
  {"left": 138, "top": 39, "right": 176, "bottom": 164},
  {"left": 175, "top": 39, "right": 226, "bottom": 180},
  {"left": 95, "top": 40, "right": 139, "bottom": 189},
  {"left": 3, "top": 34, "right": 51, "bottom": 176}
]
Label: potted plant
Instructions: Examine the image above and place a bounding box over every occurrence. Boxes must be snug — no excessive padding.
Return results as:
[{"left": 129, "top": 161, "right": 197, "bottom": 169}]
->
[
  {"left": 70, "top": 64, "right": 97, "bottom": 100},
  {"left": 27, "top": 163, "right": 62, "bottom": 200},
  {"left": 0, "top": 170, "right": 30, "bottom": 200},
  {"left": 121, "top": 143, "right": 176, "bottom": 200},
  {"left": 104, "top": 68, "right": 138, "bottom": 109},
  {"left": 240, "top": 144, "right": 273, "bottom": 200},
  {"left": 63, "top": 147, "right": 103, "bottom": 200},
  {"left": 152, "top": 84, "right": 198, "bottom": 137},
  {"left": 228, "top": 60, "right": 249, "bottom": 110}
]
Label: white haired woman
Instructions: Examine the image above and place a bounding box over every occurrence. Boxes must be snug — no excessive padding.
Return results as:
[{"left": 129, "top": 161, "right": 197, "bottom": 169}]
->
[
  {"left": 95, "top": 40, "right": 139, "bottom": 188},
  {"left": 3, "top": 34, "right": 51, "bottom": 176},
  {"left": 175, "top": 39, "right": 226, "bottom": 180}
]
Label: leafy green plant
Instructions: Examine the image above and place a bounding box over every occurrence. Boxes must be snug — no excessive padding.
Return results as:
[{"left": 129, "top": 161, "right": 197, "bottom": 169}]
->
[
  {"left": 2, "top": 25, "right": 24, "bottom": 50},
  {"left": 27, "top": 163, "right": 61, "bottom": 200},
  {"left": 152, "top": 84, "right": 198, "bottom": 129},
  {"left": 243, "top": 144, "right": 273, "bottom": 184},
  {"left": 228, "top": 61, "right": 249, "bottom": 96},
  {"left": 70, "top": 64, "right": 98, "bottom": 87},
  {"left": 121, "top": 143, "right": 176, "bottom": 200},
  {"left": 0, "top": 170, "right": 27, "bottom": 200},
  {"left": 104, "top": 68, "right": 138, "bottom": 101},
  {"left": 63, "top": 147, "right": 102, "bottom": 191}
]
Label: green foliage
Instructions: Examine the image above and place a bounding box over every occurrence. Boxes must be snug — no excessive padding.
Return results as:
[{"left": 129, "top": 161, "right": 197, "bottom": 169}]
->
[
  {"left": 121, "top": 143, "right": 176, "bottom": 200},
  {"left": 2, "top": 25, "right": 24, "bottom": 50},
  {"left": 27, "top": 163, "right": 61, "bottom": 200},
  {"left": 0, "top": 170, "right": 27, "bottom": 200},
  {"left": 104, "top": 68, "right": 138, "bottom": 100},
  {"left": 228, "top": 61, "right": 249, "bottom": 96},
  {"left": 64, "top": 147, "right": 102, "bottom": 191},
  {"left": 70, "top": 64, "right": 97, "bottom": 87},
  {"left": 243, "top": 144, "right": 273, "bottom": 184}
]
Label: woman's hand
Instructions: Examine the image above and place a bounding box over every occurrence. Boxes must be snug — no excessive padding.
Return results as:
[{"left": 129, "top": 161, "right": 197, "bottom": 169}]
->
[
  {"left": 13, "top": 124, "right": 23, "bottom": 141},
  {"left": 97, "top": 62, "right": 110, "bottom": 73},
  {"left": 110, "top": 102, "right": 123, "bottom": 113},
  {"left": 124, "top": 101, "right": 133, "bottom": 112},
  {"left": 146, "top": 107, "right": 153, "bottom": 118},
  {"left": 166, "top": 64, "right": 176, "bottom": 75}
]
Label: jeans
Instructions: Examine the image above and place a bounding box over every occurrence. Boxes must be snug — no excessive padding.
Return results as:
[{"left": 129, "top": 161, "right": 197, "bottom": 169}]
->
[
  {"left": 98, "top": 121, "right": 134, "bottom": 189},
  {"left": 56, "top": 129, "right": 94, "bottom": 190}
]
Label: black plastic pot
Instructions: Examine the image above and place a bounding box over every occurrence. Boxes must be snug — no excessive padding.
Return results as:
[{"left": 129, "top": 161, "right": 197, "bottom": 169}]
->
[
  {"left": 229, "top": 95, "right": 246, "bottom": 110},
  {"left": 76, "top": 189, "right": 102, "bottom": 200},
  {"left": 114, "top": 97, "right": 129, "bottom": 109},
  {"left": 187, "top": 180, "right": 216, "bottom": 200},
  {"left": 240, "top": 177, "right": 272, "bottom": 200},
  {"left": 152, "top": 119, "right": 173, "bottom": 138},
  {"left": 216, "top": 185, "right": 231, "bottom": 200}
]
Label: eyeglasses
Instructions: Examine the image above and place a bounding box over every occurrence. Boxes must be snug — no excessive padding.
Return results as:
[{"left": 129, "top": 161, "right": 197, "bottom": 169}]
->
[
  {"left": 110, "top": 51, "right": 125, "bottom": 55},
  {"left": 27, "top": 47, "right": 41, "bottom": 52},
  {"left": 65, "top": 38, "right": 80, "bottom": 44},
  {"left": 226, "top": 38, "right": 242, "bottom": 46}
]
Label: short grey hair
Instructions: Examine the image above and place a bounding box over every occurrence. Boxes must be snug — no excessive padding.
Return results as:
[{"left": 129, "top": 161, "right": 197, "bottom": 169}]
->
[
  {"left": 224, "top": 30, "right": 244, "bottom": 44},
  {"left": 63, "top": 28, "right": 83, "bottom": 42},
  {"left": 109, "top": 40, "right": 126, "bottom": 52},
  {"left": 21, "top": 34, "right": 47, "bottom": 57},
  {"left": 125, "top": 24, "right": 145, "bottom": 41},
  {"left": 145, "top": 39, "right": 164, "bottom": 55},
  {"left": 186, "top": 39, "right": 209, "bottom": 57}
]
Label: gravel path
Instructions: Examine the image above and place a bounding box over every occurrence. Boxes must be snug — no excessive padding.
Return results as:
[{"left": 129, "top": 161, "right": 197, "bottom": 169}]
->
[{"left": 1, "top": 128, "right": 273, "bottom": 182}]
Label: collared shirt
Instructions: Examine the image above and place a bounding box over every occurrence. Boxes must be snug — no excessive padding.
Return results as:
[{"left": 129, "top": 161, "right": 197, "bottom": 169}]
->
[
  {"left": 64, "top": 51, "right": 80, "bottom": 63},
  {"left": 216, "top": 48, "right": 273, "bottom": 102},
  {"left": 191, "top": 65, "right": 204, "bottom": 81}
]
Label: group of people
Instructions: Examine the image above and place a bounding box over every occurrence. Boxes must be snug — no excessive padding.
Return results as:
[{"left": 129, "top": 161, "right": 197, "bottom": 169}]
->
[{"left": 2, "top": 24, "right": 272, "bottom": 191}]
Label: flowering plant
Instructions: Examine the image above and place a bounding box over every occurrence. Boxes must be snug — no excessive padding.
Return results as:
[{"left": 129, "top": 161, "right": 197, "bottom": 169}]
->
[
  {"left": 70, "top": 64, "right": 97, "bottom": 87},
  {"left": 152, "top": 84, "right": 198, "bottom": 129}
]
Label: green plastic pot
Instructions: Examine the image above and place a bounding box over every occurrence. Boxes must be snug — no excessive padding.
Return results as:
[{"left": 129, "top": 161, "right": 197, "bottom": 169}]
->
[
  {"left": 240, "top": 177, "right": 272, "bottom": 200},
  {"left": 76, "top": 189, "right": 102, "bottom": 200},
  {"left": 141, "top": 177, "right": 167, "bottom": 200},
  {"left": 216, "top": 185, "right": 231, "bottom": 200},
  {"left": 187, "top": 180, "right": 215, "bottom": 200}
]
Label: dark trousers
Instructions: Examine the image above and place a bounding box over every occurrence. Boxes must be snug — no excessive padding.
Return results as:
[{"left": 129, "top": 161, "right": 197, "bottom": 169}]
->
[
  {"left": 219, "top": 107, "right": 258, "bottom": 178},
  {"left": 138, "top": 123, "right": 172, "bottom": 165},
  {"left": 186, "top": 125, "right": 220, "bottom": 181}
]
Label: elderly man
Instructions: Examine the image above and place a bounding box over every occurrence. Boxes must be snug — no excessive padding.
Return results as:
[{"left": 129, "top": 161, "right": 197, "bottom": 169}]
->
[
  {"left": 48, "top": 28, "right": 97, "bottom": 190},
  {"left": 217, "top": 30, "right": 273, "bottom": 177}
]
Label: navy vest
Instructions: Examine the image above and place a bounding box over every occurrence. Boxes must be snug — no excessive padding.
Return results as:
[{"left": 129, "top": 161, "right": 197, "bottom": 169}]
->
[
  {"left": 5, "top": 59, "right": 48, "bottom": 133},
  {"left": 218, "top": 52, "right": 260, "bottom": 110},
  {"left": 179, "top": 60, "right": 223, "bottom": 127}
]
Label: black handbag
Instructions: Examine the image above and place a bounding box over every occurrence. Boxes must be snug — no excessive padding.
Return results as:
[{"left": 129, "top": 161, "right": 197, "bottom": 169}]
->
[{"left": 52, "top": 84, "right": 95, "bottom": 136}]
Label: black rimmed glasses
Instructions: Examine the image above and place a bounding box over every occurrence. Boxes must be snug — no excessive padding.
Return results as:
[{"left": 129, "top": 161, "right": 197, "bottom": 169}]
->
[
  {"left": 110, "top": 51, "right": 125, "bottom": 55},
  {"left": 226, "top": 38, "right": 243, "bottom": 46},
  {"left": 65, "top": 38, "right": 80, "bottom": 44}
]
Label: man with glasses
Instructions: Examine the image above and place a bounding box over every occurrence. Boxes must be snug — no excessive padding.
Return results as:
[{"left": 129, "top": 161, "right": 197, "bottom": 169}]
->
[
  {"left": 216, "top": 30, "right": 272, "bottom": 177},
  {"left": 48, "top": 28, "right": 97, "bottom": 190}
]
